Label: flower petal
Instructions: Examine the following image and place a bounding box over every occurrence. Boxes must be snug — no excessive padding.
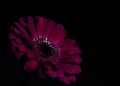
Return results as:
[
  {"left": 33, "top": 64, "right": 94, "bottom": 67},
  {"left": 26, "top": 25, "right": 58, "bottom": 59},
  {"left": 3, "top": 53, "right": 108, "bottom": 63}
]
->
[
  {"left": 59, "top": 39, "right": 77, "bottom": 49},
  {"left": 11, "top": 27, "right": 22, "bottom": 35},
  {"left": 13, "top": 23, "right": 32, "bottom": 44},
  {"left": 19, "top": 17, "right": 27, "bottom": 27},
  {"left": 69, "top": 75, "right": 76, "bottom": 82},
  {"left": 56, "top": 70, "right": 64, "bottom": 77},
  {"left": 55, "top": 63, "right": 81, "bottom": 74},
  {"left": 27, "top": 16, "right": 36, "bottom": 37},
  {"left": 38, "top": 67, "right": 46, "bottom": 79},
  {"left": 49, "top": 24, "right": 67, "bottom": 44},
  {"left": 15, "top": 52, "right": 24, "bottom": 60},
  {"left": 17, "top": 46, "right": 26, "bottom": 52},
  {"left": 44, "top": 19, "right": 56, "bottom": 38},
  {"left": 36, "top": 16, "right": 47, "bottom": 37},
  {"left": 26, "top": 49, "right": 36, "bottom": 59},
  {"left": 60, "top": 76, "right": 71, "bottom": 85},
  {"left": 62, "top": 47, "right": 81, "bottom": 55},
  {"left": 46, "top": 70, "right": 57, "bottom": 78},
  {"left": 14, "top": 23, "right": 29, "bottom": 38},
  {"left": 60, "top": 55, "right": 82, "bottom": 64},
  {"left": 62, "top": 64, "right": 81, "bottom": 74},
  {"left": 59, "top": 39, "right": 81, "bottom": 55},
  {"left": 42, "top": 63, "right": 57, "bottom": 78},
  {"left": 59, "top": 74, "right": 76, "bottom": 84},
  {"left": 10, "top": 37, "right": 26, "bottom": 52},
  {"left": 24, "top": 60, "right": 38, "bottom": 72},
  {"left": 63, "top": 64, "right": 81, "bottom": 74},
  {"left": 11, "top": 45, "right": 26, "bottom": 60},
  {"left": 9, "top": 34, "right": 23, "bottom": 45}
]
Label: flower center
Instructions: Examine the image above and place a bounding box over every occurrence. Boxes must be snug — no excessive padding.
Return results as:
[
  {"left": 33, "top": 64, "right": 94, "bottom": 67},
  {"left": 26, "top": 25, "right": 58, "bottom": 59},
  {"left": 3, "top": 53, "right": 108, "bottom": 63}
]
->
[
  {"left": 32, "top": 37, "right": 59, "bottom": 62},
  {"left": 39, "top": 41, "right": 56, "bottom": 57}
]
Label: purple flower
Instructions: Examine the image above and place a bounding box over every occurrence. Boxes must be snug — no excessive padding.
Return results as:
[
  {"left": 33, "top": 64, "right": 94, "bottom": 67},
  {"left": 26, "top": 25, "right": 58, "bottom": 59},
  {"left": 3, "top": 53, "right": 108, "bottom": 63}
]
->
[{"left": 9, "top": 16, "right": 82, "bottom": 84}]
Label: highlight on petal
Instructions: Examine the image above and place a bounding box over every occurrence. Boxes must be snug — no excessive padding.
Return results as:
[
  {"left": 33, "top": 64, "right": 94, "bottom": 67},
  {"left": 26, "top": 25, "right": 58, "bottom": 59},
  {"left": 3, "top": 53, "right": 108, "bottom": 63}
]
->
[{"left": 24, "top": 60, "right": 38, "bottom": 72}]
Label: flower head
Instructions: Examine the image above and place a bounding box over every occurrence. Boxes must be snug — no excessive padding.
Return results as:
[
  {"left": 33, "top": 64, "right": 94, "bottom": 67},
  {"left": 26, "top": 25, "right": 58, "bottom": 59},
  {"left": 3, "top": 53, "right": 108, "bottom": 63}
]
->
[{"left": 9, "top": 16, "right": 82, "bottom": 84}]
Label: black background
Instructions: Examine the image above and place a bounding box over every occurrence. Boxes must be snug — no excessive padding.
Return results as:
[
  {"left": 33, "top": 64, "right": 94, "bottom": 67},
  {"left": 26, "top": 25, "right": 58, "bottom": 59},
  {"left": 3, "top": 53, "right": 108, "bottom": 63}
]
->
[{"left": 0, "top": 1, "right": 109, "bottom": 86}]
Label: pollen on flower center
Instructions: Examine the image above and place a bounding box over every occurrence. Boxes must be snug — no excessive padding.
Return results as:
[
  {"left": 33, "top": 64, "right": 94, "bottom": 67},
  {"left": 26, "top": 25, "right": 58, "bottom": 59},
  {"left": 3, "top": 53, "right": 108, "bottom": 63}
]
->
[{"left": 32, "top": 36, "right": 59, "bottom": 62}]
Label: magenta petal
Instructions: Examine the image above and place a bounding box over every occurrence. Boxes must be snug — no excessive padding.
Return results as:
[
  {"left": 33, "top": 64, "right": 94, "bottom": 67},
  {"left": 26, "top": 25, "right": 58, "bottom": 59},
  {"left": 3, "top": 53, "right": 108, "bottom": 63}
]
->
[
  {"left": 19, "top": 17, "right": 27, "bottom": 27},
  {"left": 11, "top": 40, "right": 19, "bottom": 50},
  {"left": 42, "top": 63, "right": 52, "bottom": 69},
  {"left": 14, "top": 23, "right": 32, "bottom": 44},
  {"left": 27, "top": 16, "right": 36, "bottom": 37},
  {"left": 11, "top": 27, "right": 22, "bottom": 35},
  {"left": 46, "top": 70, "right": 57, "bottom": 78},
  {"left": 55, "top": 64, "right": 81, "bottom": 74},
  {"left": 11, "top": 38, "right": 26, "bottom": 53},
  {"left": 60, "top": 75, "right": 76, "bottom": 84},
  {"left": 11, "top": 43, "right": 26, "bottom": 53},
  {"left": 9, "top": 34, "right": 24, "bottom": 46},
  {"left": 44, "top": 19, "right": 56, "bottom": 39},
  {"left": 59, "top": 39, "right": 77, "bottom": 49},
  {"left": 17, "top": 46, "right": 26, "bottom": 52},
  {"left": 56, "top": 70, "right": 64, "bottom": 77},
  {"left": 69, "top": 75, "right": 76, "bottom": 82},
  {"left": 63, "top": 64, "right": 81, "bottom": 74},
  {"left": 8, "top": 33, "right": 15, "bottom": 40},
  {"left": 60, "top": 55, "right": 82, "bottom": 64},
  {"left": 15, "top": 38, "right": 23, "bottom": 45},
  {"left": 26, "top": 50, "right": 36, "bottom": 59},
  {"left": 59, "top": 39, "right": 81, "bottom": 55},
  {"left": 14, "top": 22, "right": 28, "bottom": 36},
  {"left": 11, "top": 45, "right": 17, "bottom": 52},
  {"left": 63, "top": 47, "right": 81, "bottom": 55},
  {"left": 16, "top": 52, "right": 24, "bottom": 60},
  {"left": 24, "top": 60, "right": 38, "bottom": 72},
  {"left": 38, "top": 68, "right": 46, "bottom": 79},
  {"left": 42, "top": 63, "right": 57, "bottom": 78},
  {"left": 49, "top": 24, "right": 67, "bottom": 43},
  {"left": 36, "top": 16, "right": 47, "bottom": 37},
  {"left": 60, "top": 76, "right": 71, "bottom": 85}
]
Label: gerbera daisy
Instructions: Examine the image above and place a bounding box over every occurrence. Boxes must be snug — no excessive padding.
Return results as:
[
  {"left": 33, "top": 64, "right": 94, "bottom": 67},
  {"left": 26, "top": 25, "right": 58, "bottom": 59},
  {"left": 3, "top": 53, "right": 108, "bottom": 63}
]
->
[{"left": 8, "top": 16, "right": 82, "bottom": 84}]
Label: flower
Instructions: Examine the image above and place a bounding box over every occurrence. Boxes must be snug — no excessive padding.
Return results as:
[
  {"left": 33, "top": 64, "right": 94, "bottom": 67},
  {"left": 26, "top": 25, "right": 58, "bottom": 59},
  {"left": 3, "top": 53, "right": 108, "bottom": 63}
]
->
[{"left": 9, "top": 16, "right": 82, "bottom": 84}]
